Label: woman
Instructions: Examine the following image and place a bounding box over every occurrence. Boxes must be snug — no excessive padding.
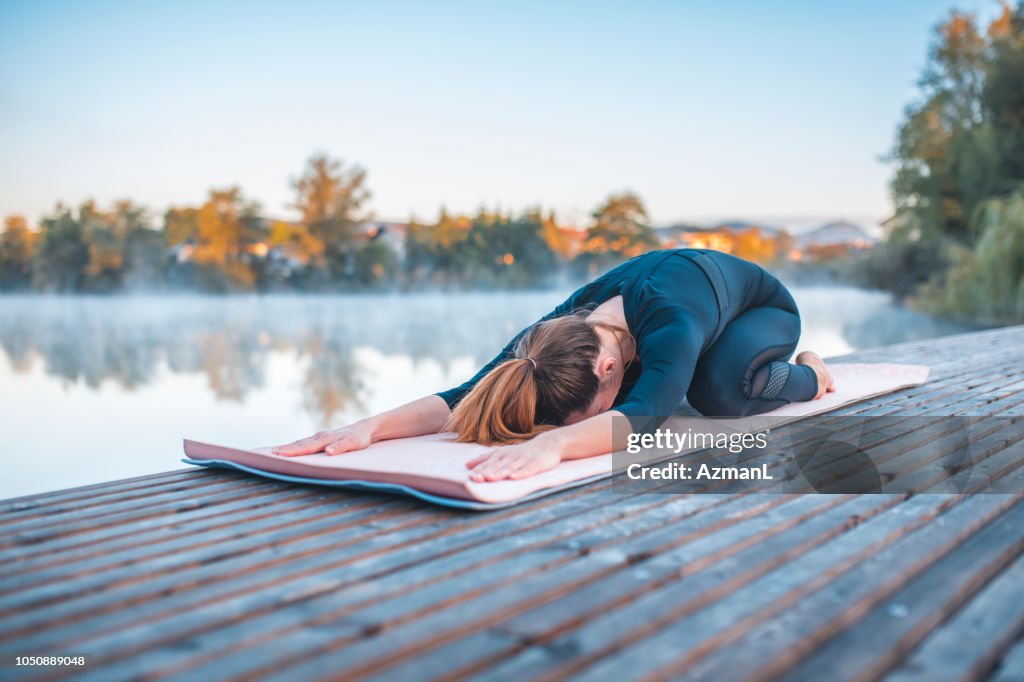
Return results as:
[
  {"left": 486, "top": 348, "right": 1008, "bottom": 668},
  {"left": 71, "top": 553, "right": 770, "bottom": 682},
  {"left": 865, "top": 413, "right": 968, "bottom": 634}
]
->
[{"left": 273, "top": 248, "right": 835, "bottom": 482}]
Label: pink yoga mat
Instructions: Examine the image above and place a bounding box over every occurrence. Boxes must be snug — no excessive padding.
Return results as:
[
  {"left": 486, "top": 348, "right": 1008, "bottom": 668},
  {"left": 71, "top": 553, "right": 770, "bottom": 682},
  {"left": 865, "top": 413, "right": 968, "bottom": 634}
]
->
[{"left": 183, "top": 363, "right": 929, "bottom": 507}]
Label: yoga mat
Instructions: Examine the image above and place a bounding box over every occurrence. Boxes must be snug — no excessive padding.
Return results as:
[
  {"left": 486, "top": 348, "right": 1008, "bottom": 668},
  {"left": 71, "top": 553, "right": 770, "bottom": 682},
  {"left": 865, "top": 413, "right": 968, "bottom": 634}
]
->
[{"left": 183, "top": 363, "right": 929, "bottom": 510}]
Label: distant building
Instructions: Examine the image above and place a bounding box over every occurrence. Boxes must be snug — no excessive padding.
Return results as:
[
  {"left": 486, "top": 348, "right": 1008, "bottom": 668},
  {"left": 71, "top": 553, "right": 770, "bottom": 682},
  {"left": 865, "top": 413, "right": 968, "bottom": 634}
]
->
[
  {"left": 656, "top": 225, "right": 732, "bottom": 251},
  {"left": 167, "top": 241, "right": 194, "bottom": 264},
  {"left": 796, "top": 221, "right": 877, "bottom": 250},
  {"left": 355, "top": 221, "right": 408, "bottom": 260},
  {"left": 654, "top": 222, "right": 790, "bottom": 262},
  {"left": 653, "top": 220, "right": 877, "bottom": 263}
]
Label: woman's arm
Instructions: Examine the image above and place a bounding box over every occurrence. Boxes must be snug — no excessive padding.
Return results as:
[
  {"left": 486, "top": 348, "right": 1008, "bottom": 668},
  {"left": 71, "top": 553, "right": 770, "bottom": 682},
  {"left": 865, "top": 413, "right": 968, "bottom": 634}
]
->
[
  {"left": 272, "top": 395, "right": 451, "bottom": 457},
  {"left": 466, "top": 409, "right": 627, "bottom": 481}
]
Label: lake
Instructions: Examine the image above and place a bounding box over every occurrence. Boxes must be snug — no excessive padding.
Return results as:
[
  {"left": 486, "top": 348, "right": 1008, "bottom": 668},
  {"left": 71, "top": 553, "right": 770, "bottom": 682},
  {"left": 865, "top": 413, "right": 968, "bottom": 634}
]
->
[{"left": 0, "top": 287, "right": 981, "bottom": 498}]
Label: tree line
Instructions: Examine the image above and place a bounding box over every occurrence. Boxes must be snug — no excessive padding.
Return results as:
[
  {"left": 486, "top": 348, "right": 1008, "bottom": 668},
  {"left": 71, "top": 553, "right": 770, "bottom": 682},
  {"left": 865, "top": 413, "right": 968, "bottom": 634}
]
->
[
  {"left": 0, "top": 153, "right": 661, "bottom": 293},
  {"left": 866, "top": 2, "right": 1024, "bottom": 323}
]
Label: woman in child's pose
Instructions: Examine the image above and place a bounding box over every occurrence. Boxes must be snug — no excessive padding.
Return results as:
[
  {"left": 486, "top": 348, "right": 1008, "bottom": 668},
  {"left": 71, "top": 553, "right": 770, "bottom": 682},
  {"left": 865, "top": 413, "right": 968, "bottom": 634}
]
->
[{"left": 274, "top": 248, "right": 835, "bottom": 482}]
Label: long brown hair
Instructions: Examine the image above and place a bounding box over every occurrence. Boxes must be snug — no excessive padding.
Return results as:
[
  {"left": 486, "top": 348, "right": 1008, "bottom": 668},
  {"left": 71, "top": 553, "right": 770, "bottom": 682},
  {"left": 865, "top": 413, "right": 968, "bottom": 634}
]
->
[{"left": 445, "top": 310, "right": 627, "bottom": 445}]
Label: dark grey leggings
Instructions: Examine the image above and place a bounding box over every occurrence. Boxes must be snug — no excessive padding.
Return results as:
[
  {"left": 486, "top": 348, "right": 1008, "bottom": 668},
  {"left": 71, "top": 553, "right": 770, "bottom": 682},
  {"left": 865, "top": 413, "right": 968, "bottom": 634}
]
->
[{"left": 686, "top": 271, "right": 818, "bottom": 417}]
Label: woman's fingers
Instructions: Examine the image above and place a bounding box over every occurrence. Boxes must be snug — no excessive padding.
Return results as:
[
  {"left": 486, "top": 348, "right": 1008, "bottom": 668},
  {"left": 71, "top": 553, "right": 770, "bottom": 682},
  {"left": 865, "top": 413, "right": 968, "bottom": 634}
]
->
[
  {"left": 468, "top": 451, "right": 513, "bottom": 482},
  {"left": 467, "top": 450, "right": 543, "bottom": 482},
  {"left": 325, "top": 436, "right": 355, "bottom": 456},
  {"left": 272, "top": 431, "right": 333, "bottom": 457},
  {"left": 465, "top": 453, "right": 491, "bottom": 469},
  {"left": 469, "top": 456, "right": 501, "bottom": 481}
]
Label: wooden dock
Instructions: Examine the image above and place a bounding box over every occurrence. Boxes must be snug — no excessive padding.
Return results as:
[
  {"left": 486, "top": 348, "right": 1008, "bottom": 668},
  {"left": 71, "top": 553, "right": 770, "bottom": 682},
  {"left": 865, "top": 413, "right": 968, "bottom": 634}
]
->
[{"left": 2, "top": 325, "right": 1024, "bottom": 681}]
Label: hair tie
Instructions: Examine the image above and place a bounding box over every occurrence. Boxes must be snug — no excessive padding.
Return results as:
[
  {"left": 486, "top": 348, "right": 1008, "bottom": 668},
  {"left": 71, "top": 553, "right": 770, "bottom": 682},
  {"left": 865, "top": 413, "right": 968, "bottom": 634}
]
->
[{"left": 525, "top": 356, "right": 538, "bottom": 370}]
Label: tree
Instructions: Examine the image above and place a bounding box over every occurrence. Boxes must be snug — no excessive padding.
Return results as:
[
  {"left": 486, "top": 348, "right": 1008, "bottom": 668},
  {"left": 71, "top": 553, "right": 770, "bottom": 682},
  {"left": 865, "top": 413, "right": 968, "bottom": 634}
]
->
[
  {"left": 164, "top": 206, "right": 200, "bottom": 246},
  {"left": 888, "top": 11, "right": 990, "bottom": 248},
  {"left": 354, "top": 239, "right": 399, "bottom": 288},
  {"left": 983, "top": 3, "right": 1024, "bottom": 192},
  {"left": 79, "top": 200, "right": 129, "bottom": 291},
  {"left": 0, "top": 215, "right": 35, "bottom": 289},
  {"left": 878, "top": 3, "right": 1024, "bottom": 321},
  {"left": 582, "top": 192, "right": 659, "bottom": 265},
  {"left": 539, "top": 209, "right": 575, "bottom": 260},
  {"left": 402, "top": 207, "right": 472, "bottom": 285},
  {"left": 933, "top": 189, "right": 1024, "bottom": 323},
  {"left": 194, "top": 188, "right": 262, "bottom": 265},
  {"left": 292, "top": 153, "right": 371, "bottom": 278},
  {"left": 111, "top": 201, "right": 164, "bottom": 289},
  {"left": 459, "top": 209, "right": 558, "bottom": 287},
  {"left": 34, "top": 204, "right": 90, "bottom": 291},
  {"left": 190, "top": 188, "right": 264, "bottom": 290}
]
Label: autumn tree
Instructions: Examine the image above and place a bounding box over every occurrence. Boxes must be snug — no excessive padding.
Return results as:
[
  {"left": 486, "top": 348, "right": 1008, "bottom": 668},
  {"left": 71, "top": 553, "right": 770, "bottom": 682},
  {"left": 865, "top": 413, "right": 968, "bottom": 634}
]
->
[
  {"left": 193, "top": 188, "right": 261, "bottom": 265},
  {"left": 0, "top": 215, "right": 35, "bottom": 289},
  {"left": 163, "top": 207, "right": 199, "bottom": 246},
  {"left": 75, "top": 200, "right": 125, "bottom": 290},
  {"left": 292, "top": 153, "right": 371, "bottom": 278},
  {"left": 538, "top": 208, "right": 575, "bottom": 260},
  {"left": 582, "top": 192, "right": 659, "bottom": 267},
  {"left": 187, "top": 188, "right": 264, "bottom": 290}
]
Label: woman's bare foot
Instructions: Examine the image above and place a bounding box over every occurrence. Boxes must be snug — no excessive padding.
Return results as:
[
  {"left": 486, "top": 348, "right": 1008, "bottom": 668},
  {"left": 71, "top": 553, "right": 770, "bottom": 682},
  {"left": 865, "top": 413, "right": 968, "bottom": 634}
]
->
[{"left": 796, "top": 350, "right": 836, "bottom": 399}]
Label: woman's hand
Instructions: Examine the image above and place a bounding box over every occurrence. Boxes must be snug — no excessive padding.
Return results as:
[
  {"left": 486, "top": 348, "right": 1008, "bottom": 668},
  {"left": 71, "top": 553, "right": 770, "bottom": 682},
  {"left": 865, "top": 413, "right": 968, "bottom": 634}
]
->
[
  {"left": 272, "top": 421, "right": 375, "bottom": 457},
  {"left": 465, "top": 439, "right": 562, "bottom": 482}
]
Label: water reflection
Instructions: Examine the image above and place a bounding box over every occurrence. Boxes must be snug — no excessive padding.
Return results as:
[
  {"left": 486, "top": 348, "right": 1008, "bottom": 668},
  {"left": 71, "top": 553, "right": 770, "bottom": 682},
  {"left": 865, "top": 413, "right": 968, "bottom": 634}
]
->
[{"left": 0, "top": 293, "right": 564, "bottom": 421}]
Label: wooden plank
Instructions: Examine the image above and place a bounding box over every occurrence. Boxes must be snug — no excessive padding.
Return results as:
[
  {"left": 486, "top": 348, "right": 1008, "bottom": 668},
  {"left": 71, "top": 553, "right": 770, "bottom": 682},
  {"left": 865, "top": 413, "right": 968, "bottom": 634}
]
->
[
  {"left": 916, "top": 421, "right": 1024, "bottom": 494},
  {"left": 0, "top": 495, "right": 408, "bottom": 602},
  {"left": 0, "top": 499, "right": 455, "bottom": 640},
  {"left": 218, "top": 495, "right": 815, "bottom": 681},
  {"left": 441, "top": 494, "right": 986, "bottom": 682},
  {"left": 881, "top": 552, "right": 1024, "bottom": 682},
  {"left": 0, "top": 471, "right": 209, "bottom": 520},
  {"left": 0, "top": 488, "right": 373, "bottom": 577},
  {"left": 776, "top": 501, "right": 1024, "bottom": 682},
  {"left": 0, "top": 479, "right": 314, "bottom": 550},
  {"left": 0, "top": 480, "right": 670, "bottom": 655},
  {"left": 170, "top": 497, "right": 837, "bottom": 681},
  {"left": 655, "top": 496, "right": 1023, "bottom": 682},
  {"left": 371, "top": 495, "right": 898, "bottom": 682},
  {"left": 812, "top": 417, "right": 1024, "bottom": 496},
  {"left": 0, "top": 483, "right": 392, "bottom": 565},
  {"left": 0, "top": 476, "right": 302, "bottom": 536},
  {"left": 0, "top": 468, "right": 201, "bottom": 510},
  {"left": 18, "top": 494, "right": 733, "bottom": 677},
  {"left": 988, "top": 637, "right": 1024, "bottom": 682}
]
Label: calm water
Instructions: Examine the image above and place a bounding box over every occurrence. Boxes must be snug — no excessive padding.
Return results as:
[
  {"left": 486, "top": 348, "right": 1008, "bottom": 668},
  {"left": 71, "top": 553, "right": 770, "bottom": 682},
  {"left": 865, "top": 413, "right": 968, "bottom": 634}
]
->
[{"left": 0, "top": 288, "right": 979, "bottom": 498}]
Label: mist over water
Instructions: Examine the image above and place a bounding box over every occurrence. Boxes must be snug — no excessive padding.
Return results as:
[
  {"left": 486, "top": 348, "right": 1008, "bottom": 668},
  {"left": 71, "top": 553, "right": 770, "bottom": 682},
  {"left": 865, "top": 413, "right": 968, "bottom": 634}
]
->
[{"left": 0, "top": 287, "right": 980, "bottom": 498}]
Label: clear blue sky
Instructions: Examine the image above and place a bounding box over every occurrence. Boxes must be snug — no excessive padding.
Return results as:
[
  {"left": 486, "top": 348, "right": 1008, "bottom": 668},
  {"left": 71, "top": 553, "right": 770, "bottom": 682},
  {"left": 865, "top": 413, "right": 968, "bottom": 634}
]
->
[{"left": 0, "top": 0, "right": 1004, "bottom": 230}]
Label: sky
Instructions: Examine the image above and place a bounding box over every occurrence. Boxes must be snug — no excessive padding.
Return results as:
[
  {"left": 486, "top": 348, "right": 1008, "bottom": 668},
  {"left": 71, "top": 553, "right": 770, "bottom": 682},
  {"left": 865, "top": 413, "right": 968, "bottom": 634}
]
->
[{"left": 0, "top": 0, "right": 1006, "bottom": 231}]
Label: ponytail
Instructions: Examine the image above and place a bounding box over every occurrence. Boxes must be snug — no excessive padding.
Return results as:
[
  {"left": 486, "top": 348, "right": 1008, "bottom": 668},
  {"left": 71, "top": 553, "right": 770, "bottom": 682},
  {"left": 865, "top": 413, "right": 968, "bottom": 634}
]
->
[
  {"left": 446, "top": 357, "right": 556, "bottom": 445},
  {"left": 444, "top": 312, "right": 604, "bottom": 445}
]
